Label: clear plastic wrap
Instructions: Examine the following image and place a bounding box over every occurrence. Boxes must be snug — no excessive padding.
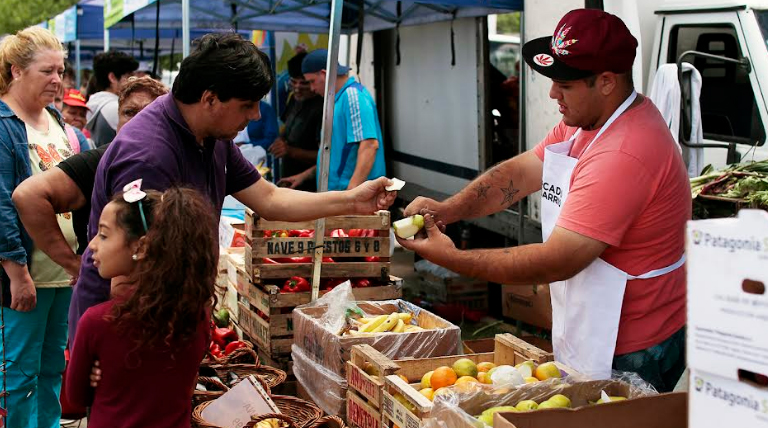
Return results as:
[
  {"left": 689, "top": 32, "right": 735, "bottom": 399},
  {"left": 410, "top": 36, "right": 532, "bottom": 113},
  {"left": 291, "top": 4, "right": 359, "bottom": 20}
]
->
[
  {"left": 422, "top": 372, "right": 659, "bottom": 428},
  {"left": 291, "top": 344, "right": 348, "bottom": 416},
  {"left": 292, "top": 283, "right": 462, "bottom": 376},
  {"left": 291, "top": 282, "right": 462, "bottom": 416}
]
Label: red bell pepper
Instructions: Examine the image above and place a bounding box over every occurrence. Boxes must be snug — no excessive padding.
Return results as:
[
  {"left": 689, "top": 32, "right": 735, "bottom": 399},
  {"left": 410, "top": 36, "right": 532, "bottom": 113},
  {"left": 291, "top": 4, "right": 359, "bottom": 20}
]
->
[
  {"left": 282, "top": 277, "right": 310, "bottom": 293},
  {"left": 212, "top": 327, "right": 238, "bottom": 347},
  {"left": 263, "top": 230, "right": 273, "bottom": 238},
  {"left": 353, "top": 278, "right": 372, "bottom": 288},
  {"left": 364, "top": 256, "right": 380, "bottom": 262},
  {"left": 210, "top": 343, "right": 223, "bottom": 358},
  {"left": 348, "top": 229, "right": 362, "bottom": 237},
  {"left": 323, "top": 257, "right": 335, "bottom": 263},
  {"left": 330, "top": 229, "right": 348, "bottom": 238},
  {"left": 321, "top": 278, "right": 345, "bottom": 291},
  {"left": 262, "top": 258, "right": 280, "bottom": 264},
  {"left": 224, "top": 340, "right": 248, "bottom": 355}
]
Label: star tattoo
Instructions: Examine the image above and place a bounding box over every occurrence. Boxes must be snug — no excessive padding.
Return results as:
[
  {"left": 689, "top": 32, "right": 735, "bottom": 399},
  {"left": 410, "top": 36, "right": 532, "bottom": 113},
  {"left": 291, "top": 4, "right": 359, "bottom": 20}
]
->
[
  {"left": 500, "top": 180, "right": 520, "bottom": 206},
  {"left": 475, "top": 184, "right": 490, "bottom": 200}
]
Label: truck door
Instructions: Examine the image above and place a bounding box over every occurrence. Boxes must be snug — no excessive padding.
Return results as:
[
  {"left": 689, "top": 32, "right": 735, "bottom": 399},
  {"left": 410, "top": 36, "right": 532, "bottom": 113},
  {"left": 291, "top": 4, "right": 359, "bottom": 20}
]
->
[{"left": 653, "top": 9, "right": 768, "bottom": 170}]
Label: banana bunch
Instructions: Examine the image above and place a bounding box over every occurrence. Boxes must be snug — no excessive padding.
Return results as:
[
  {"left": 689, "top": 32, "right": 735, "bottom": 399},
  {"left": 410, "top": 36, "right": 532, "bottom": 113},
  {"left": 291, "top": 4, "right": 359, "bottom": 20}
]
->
[
  {"left": 343, "top": 312, "right": 426, "bottom": 336},
  {"left": 253, "top": 418, "right": 286, "bottom": 428}
]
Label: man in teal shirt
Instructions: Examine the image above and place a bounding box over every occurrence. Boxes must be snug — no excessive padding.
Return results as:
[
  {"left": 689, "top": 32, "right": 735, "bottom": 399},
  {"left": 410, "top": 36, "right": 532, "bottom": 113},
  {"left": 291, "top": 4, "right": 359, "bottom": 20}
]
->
[{"left": 278, "top": 49, "right": 386, "bottom": 191}]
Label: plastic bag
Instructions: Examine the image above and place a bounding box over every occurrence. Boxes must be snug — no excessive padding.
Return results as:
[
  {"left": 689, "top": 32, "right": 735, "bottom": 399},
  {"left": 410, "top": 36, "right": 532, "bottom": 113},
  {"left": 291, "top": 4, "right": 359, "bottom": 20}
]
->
[
  {"left": 291, "top": 284, "right": 462, "bottom": 416},
  {"left": 291, "top": 344, "right": 348, "bottom": 416},
  {"left": 238, "top": 144, "right": 267, "bottom": 167}
]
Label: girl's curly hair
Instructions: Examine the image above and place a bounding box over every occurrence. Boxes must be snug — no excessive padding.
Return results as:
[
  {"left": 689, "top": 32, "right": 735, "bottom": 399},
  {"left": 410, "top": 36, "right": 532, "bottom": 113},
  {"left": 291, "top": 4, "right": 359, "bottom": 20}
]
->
[{"left": 108, "top": 187, "right": 218, "bottom": 349}]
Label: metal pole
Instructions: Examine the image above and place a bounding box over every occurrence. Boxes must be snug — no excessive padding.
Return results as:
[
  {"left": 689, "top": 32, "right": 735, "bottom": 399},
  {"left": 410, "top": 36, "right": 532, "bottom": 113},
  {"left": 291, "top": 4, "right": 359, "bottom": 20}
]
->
[
  {"left": 517, "top": 11, "right": 526, "bottom": 246},
  {"left": 182, "top": 0, "right": 191, "bottom": 58},
  {"left": 310, "top": 0, "right": 345, "bottom": 302},
  {"left": 75, "top": 39, "right": 82, "bottom": 89},
  {"left": 104, "top": 28, "right": 110, "bottom": 51}
]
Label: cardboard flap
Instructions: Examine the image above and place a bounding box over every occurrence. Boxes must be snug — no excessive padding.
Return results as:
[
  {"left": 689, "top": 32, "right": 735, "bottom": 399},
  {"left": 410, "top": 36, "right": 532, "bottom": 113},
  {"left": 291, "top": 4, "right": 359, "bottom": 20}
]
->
[
  {"left": 494, "top": 392, "right": 687, "bottom": 428},
  {"left": 686, "top": 210, "right": 768, "bottom": 380}
]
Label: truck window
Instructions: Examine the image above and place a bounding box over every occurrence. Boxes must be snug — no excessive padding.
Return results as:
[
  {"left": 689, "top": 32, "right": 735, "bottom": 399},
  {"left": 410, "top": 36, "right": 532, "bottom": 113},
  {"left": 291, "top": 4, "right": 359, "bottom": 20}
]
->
[{"left": 667, "top": 25, "right": 765, "bottom": 146}]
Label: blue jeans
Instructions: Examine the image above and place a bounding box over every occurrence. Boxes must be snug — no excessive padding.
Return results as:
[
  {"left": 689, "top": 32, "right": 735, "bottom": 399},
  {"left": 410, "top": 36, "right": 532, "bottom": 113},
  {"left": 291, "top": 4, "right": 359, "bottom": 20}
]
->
[
  {"left": 2, "top": 287, "right": 71, "bottom": 428},
  {"left": 613, "top": 327, "right": 686, "bottom": 393}
]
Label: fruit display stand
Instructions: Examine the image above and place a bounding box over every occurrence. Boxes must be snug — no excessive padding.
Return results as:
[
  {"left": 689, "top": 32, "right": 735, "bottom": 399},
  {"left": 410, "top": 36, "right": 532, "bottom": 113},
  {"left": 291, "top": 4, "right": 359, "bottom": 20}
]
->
[
  {"left": 422, "top": 379, "right": 658, "bottom": 428},
  {"left": 369, "top": 334, "right": 578, "bottom": 428},
  {"left": 291, "top": 299, "right": 462, "bottom": 418}
]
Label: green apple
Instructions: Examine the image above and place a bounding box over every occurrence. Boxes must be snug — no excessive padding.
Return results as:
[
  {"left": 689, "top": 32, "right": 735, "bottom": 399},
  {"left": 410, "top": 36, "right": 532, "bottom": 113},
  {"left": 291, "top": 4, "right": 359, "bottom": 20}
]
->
[
  {"left": 515, "top": 400, "right": 539, "bottom": 411},
  {"left": 393, "top": 215, "right": 425, "bottom": 239}
]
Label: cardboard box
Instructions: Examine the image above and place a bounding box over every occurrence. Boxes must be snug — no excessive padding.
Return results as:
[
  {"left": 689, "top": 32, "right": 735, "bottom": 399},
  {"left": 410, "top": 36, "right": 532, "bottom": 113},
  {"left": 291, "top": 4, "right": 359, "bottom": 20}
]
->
[
  {"left": 494, "top": 392, "right": 687, "bottom": 428},
  {"left": 430, "top": 379, "right": 656, "bottom": 428},
  {"left": 292, "top": 300, "right": 461, "bottom": 417},
  {"left": 502, "top": 285, "right": 552, "bottom": 330},
  {"left": 687, "top": 210, "right": 768, "bottom": 428},
  {"left": 292, "top": 300, "right": 461, "bottom": 376}
]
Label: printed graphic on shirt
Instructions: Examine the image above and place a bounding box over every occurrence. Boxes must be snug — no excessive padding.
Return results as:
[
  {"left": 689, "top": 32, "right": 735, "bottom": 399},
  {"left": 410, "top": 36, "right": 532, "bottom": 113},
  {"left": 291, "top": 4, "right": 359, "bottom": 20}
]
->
[
  {"left": 542, "top": 181, "right": 563, "bottom": 207},
  {"left": 25, "top": 113, "right": 78, "bottom": 286}
]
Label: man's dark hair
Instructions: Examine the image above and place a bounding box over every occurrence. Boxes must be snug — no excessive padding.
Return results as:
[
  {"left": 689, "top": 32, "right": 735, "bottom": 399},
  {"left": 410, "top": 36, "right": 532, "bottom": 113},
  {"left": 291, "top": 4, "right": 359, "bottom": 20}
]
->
[
  {"left": 63, "top": 59, "right": 76, "bottom": 83},
  {"left": 172, "top": 33, "right": 274, "bottom": 104},
  {"left": 93, "top": 51, "right": 139, "bottom": 92},
  {"left": 288, "top": 52, "right": 308, "bottom": 79}
]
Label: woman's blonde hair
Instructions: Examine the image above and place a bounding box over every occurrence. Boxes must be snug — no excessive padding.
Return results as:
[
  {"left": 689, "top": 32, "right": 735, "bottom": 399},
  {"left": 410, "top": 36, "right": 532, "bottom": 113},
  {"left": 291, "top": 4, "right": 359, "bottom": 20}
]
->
[{"left": 0, "top": 26, "right": 65, "bottom": 95}]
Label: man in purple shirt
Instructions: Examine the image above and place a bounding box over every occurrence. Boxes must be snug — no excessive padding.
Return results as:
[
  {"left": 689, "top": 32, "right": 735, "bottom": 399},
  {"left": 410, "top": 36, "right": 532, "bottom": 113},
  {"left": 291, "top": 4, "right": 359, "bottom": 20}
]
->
[{"left": 68, "top": 33, "right": 396, "bottom": 340}]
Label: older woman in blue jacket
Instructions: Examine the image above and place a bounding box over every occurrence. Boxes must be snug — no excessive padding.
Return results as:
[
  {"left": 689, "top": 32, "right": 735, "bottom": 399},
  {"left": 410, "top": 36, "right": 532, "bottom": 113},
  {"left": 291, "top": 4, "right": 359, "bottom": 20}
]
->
[{"left": 0, "top": 27, "right": 88, "bottom": 428}]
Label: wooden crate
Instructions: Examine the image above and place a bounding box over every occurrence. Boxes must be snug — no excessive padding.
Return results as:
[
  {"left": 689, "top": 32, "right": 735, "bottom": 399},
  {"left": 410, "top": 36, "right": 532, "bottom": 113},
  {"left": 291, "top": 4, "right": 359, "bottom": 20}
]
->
[
  {"left": 238, "top": 275, "right": 403, "bottom": 360},
  {"left": 365, "top": 334, "right": 578, "bottom": 428},
  {"left": 243, "top": 209, "right": 392, "bottom": 282}
]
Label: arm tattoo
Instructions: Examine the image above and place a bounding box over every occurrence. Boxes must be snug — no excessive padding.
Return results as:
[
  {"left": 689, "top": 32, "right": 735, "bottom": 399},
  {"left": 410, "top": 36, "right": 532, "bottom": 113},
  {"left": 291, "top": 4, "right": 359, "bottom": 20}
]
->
[
  {"left": 474, "top": 183, "right": 491, "bottom": 200},
  {"left": 499, "top": 180, "right": 520, "bottom": 206}
]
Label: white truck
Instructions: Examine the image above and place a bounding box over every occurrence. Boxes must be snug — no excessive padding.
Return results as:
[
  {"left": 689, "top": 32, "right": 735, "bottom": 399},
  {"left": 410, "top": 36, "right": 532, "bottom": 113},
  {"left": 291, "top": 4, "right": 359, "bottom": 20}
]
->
[{"left": 377, "top": 0, "right": 768, "bottom": 243}]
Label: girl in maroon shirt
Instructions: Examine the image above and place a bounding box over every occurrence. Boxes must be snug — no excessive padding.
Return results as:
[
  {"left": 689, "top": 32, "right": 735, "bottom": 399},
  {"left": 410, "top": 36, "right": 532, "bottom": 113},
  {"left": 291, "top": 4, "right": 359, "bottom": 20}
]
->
[{"left": 67, "top": 183, "right": 217, "bottom": 428}]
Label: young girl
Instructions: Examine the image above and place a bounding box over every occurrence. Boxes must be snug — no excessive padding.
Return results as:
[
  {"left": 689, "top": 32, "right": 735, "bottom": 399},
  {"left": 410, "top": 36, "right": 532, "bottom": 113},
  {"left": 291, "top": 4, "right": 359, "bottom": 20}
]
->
[{"left": 67, "top": 180, "right": 218, "bottom": 428}]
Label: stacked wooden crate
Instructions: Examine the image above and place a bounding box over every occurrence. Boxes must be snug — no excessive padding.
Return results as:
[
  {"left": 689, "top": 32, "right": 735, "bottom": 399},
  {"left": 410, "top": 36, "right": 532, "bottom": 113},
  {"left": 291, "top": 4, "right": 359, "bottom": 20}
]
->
[{"left": 237, "top": 209, "right": 403, "bottom": 372}]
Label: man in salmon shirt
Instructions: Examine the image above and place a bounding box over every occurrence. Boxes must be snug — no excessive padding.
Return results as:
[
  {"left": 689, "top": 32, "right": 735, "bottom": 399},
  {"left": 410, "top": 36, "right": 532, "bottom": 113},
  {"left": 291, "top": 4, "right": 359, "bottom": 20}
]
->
[{"left": 399, "top": 8, "right": 690, "bottom": 391}]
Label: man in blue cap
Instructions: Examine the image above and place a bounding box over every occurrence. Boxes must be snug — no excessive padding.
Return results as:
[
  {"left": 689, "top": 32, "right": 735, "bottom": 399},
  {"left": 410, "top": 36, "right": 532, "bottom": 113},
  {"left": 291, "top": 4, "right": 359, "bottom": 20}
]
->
[{"left": 278, "top": 49, "right": 386, "bottom": 191}]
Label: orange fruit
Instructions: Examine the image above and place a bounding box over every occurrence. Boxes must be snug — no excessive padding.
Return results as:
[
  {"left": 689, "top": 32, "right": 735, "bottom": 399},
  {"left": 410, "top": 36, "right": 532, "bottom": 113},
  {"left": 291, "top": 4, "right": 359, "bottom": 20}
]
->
[
  {"left": 430, "top": 366, "right": 458, "bottom": 389},
  {"left": 398, "top": 374, "right": 409, "bottom": 384}
]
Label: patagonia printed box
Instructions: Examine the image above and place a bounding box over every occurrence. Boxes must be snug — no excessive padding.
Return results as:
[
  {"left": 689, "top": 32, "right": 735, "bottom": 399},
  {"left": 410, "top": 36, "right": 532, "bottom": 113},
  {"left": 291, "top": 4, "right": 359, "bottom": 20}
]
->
[{"left": 686, "top": 210, "right": 768, "bottom": 427}]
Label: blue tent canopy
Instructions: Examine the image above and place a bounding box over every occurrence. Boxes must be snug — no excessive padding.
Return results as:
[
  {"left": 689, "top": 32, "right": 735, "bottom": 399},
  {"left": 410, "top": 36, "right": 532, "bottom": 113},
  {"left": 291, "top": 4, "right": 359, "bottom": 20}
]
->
[{"left": 108, "top": 0, "right": 522, "bottom": 33}]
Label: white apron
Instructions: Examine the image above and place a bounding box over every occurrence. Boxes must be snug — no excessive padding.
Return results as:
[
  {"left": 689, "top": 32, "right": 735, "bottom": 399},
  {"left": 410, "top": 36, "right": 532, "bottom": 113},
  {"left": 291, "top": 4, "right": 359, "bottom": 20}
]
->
[{"left": 540, "top": 91, "right": 686, "bottom": 380}]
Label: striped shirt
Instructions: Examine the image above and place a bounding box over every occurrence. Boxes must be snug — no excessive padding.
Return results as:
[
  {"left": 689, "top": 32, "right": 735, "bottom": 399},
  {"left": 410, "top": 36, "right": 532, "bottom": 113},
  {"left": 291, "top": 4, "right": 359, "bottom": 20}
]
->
[{"left": 319, "top": 77, "right": 386, "bottom": 190}]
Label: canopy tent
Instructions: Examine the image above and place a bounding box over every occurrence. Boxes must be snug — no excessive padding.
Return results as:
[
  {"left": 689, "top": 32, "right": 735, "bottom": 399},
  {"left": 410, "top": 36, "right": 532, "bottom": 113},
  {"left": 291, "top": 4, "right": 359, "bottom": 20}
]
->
[
  {"left": 107, "top": 0, "right": 521, "bottom": 34},
  {"left": 47, "top": 1, "right": 250, "bottom": 84}
]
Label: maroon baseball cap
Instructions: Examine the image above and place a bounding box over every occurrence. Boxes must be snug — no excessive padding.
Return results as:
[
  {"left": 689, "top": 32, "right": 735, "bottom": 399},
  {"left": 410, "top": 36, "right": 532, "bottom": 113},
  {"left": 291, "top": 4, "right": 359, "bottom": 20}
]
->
[{"left": 522, "top": 9, "right": 638, "bottom": 81}]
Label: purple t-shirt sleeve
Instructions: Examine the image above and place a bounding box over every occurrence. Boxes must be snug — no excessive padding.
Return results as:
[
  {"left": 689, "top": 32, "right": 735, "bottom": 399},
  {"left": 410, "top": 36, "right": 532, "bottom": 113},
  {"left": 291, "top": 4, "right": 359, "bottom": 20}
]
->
[{"left": 225, "top": 141, "right": 261, "bottom": 195}]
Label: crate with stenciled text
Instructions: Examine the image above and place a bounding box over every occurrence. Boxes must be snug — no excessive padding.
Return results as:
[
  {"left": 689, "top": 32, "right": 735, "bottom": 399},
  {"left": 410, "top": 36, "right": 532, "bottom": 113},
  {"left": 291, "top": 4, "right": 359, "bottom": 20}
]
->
[{"left": 244, "top": 209, "right": 392, "bottom": 283}]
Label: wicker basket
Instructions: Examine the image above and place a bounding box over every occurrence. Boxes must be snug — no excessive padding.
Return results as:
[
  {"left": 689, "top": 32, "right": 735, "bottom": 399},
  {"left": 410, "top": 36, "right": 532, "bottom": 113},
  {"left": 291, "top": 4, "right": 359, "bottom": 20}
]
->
[
  {"left": 193, "top": 376, "right": 230, "bottom": 408},
  {"left": 211, "top": 363, "right": 287, "bottom": 390},
  {"left": 201, "top": 341, "right": 258, "bottom": 367},
  {"left": 310, "top": 416, "right": 345, "bottom": 428},
  {"left": 192, "top": 395, "right": 322, "bottom": 428},
  {"left": 247, "top": 413, "right": 296, "bottom": 428}
]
